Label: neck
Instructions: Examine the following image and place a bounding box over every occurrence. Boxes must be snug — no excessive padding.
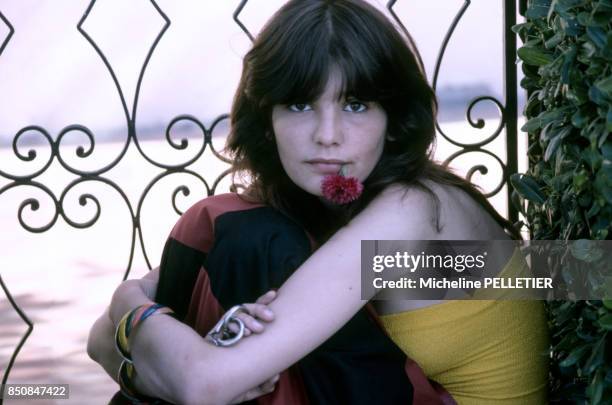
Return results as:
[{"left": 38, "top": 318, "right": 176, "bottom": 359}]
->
[{"left": 318, "top": 196, "right": 344, "bottom": 213}]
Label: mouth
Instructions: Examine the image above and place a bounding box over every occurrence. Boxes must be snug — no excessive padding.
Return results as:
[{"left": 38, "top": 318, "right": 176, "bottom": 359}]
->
[{"left": 305, "top": 159, "right": 350, "bottom": 175}]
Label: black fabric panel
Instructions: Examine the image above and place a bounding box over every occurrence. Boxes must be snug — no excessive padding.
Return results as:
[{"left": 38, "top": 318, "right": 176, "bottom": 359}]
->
[
  {"left": 205, "top": 206, "right": 312, "bottom": 308},
  {"left": 298, "top": 310, "right": 413, "bottom": 404},
  {"left": 155, "top": 238, "right": 206, "bottom": 320}
]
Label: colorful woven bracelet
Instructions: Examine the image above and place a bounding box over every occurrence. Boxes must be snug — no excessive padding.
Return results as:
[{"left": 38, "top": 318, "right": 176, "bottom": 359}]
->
[
  {"left": 115, "top": 303, "right": 175, "bottom": 363},
  {"left": 118, "top": 360, "right": 164, "bottom": 404}
]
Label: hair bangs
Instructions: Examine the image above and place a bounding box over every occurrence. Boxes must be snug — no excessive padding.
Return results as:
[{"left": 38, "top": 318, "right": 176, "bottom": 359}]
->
[
  {"left": 331, "top": 49, "right": 388, "bottom": 103},
  {"left": 265, "top": 46, "right": 333, "bottom": 107},
  {"left": 250, "top": 1, "right": 396, "bottom": 108}
]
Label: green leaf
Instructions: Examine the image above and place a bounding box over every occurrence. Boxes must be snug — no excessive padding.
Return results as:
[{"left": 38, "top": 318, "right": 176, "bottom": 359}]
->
[
  {"left": 581, "top": 40, "right": 597, "bottom": 58},
  {"left": 577, "top": 11, "right": 592, "bottom": 26},
  {"left": 526, "top": 0, "right": 554, "bottom": 19},
  {"left": 561, "top": 46, "right": 577, "bottom": 83},
  {"left": 540, "top": 121, "right": 565, "bottom": 142},
  {"left": 586, "top": 202, "right": 601, "bottom": 218},
  {"left": 587, "top": 26, "right": 607, "bottom": 49},
  {"left": 524, "top": 109, "right": 567, "bottom": 133},
  {"left": 584, "top": 336, "right": 606, "bottom": 374},
  {"left": 510, "top": 174, "right": 546, "bottom": 204},
  {"left": 560, "top": 16, "right": 583, "bottom": 36},
  {"left": 594, "top": 76, "right": 612, "bottom": 97},
  {"left": 602, "top": 31, "right": 612, "bottom": 59},
  {"left": 518, "top": 47, "right": 555, "bottom": 66},
  {"left": 603, "top": 300, "right": 612, "bottom": 309},
  {"left": 512, "top": 22, "right": 533, "bottom": 34},
  {"left": 559, "top": 345, "right": 589, "bottom": 367},
  {"left": 599, "top": 130, "right": 609, "bottom": 148},
  {"left": 545, "top": 31, "right": 565, "bottom": 48},
  {"left": 581, "top": 148, "right": 602, "bottom": 171},
  {"left": 522, "top": 117, "right": 543, "bottom": 132},
  {"left": 602, "top": 140, "right": 612, "bottom": 161},
  {"left": 589, "top": 84, "right": 607, "bottom": 106},
  {"left": 588, "top": 370, "right": 604, "bottom": 405},
  {"left": 594, "top": 169, "right": 612, "bottom": 204},
  {"left": 598, "top": 314, "right": 612, "bottom": 330},
  {"left": 571, "top": 108, "right": 590, "bottom": 128},
  {"left": 592, "top": 7, "right": 612, "bottom": 26},
  {"left": 573, "top": 170, "right": 590, "bottom": 188},
  {"left": 545, "top": 133, "right": 564, "bottom": 161}
]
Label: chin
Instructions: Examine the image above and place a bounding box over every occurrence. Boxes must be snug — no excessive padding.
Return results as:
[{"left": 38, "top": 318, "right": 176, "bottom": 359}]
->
[{"left": 300, "top": 182, "right": 324, "bottom": 197}]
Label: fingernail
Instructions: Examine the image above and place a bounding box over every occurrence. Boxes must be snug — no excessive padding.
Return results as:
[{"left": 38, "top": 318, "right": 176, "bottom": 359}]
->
[
  {"left": 253, "top": 320, "right": 263, "bottom": 329},
  {"left": 263, "top": 309, "right": 273, "bottom": 317}
]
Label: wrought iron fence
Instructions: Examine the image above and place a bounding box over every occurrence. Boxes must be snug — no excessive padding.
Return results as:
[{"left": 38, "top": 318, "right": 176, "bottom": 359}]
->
[{"left": 0, "top": 0, "right": 524, "bottom": 399}]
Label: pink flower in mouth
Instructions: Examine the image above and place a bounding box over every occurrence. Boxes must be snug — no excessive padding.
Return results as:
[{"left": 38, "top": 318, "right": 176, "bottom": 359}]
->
[{"left": 321, "top": 169, "right": 364, "bottom": 204}]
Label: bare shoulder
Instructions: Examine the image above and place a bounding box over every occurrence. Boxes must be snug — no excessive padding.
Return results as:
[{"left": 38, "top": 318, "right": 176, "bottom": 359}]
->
[
  {"left": 419, "top": 179, "right": 509, "bottom": 239},
  {"left": 348, "top": 182, "right": 442, "bottom": 240},
  {"left": 353, "top": 181, "right": 508, "bottom": 241}
]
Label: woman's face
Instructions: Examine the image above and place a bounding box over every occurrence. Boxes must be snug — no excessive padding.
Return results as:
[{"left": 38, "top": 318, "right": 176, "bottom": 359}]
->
[{"left": 271, "top": 69, "right": 387, "bottom": 197}]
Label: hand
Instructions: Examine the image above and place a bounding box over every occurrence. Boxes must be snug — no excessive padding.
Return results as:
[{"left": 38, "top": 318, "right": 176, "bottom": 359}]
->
[
  {"left": 226, "top": 289, "right": 277, "bottom": 336},
  {"left": 228, "top": 373, "right": 280, "bottom": 404},
  {"left": 140, "top": 279, "right": 157, "bottom": 301},
  {"left": 226, "top": 290, "right": 280, "bottom": 403}
]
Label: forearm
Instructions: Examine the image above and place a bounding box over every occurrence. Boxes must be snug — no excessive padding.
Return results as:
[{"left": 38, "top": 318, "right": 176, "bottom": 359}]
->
[
  {"left": 128, "top": 314, "right": 215, "bottom": 404},
  {"left": 97, "top": 278, "right": 215, "bottom": 403},
  {"left": 87, "top": 279, "right": 165, "bottom": 392},
  {"left": 87, "top": 307, "right": 123, "bottom": 382},
  {"left": 87, "top": 281, "right": 154, "bottom": 385}
]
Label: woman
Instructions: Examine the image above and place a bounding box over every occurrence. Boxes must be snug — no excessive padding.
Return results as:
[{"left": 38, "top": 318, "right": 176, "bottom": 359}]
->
[{"left": 88, "top": 0, "right": 549, "bottom": 403}]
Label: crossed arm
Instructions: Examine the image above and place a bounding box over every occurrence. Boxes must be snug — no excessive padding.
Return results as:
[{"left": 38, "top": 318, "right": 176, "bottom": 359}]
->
[
  {"left": 88, "top": 185, "right": 436, "bottom": 404},
  {"left": 87, "top": 269, "right": 280, "bottom": 403}
]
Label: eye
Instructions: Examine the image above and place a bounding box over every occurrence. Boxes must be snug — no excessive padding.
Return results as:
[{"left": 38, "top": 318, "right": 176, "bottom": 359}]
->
[
  {"left": 343, "top": 100, "right": 368, "bottom": 113},
  {"left": 288, "top": 103, "right": 313, "bottom": 112}
]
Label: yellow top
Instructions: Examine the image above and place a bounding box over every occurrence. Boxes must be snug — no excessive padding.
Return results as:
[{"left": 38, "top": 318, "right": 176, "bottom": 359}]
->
[{"left": 379, "top": 250, "right": 550, "bottom": 404}]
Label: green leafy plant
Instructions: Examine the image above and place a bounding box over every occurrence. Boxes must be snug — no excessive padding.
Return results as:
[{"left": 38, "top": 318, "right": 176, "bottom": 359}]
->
[{"left": 512, "top": 0, "right": 611, "bottom": 403}]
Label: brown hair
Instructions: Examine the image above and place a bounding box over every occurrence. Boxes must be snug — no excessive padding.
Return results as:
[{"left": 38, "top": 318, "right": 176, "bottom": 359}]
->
[{"left": 226, "top": 0, "right": 519, "bottom": 242}]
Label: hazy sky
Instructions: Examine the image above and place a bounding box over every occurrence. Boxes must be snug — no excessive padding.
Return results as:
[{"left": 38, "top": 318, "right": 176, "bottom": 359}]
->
[{"left": 0, "top": 0, "right": 511, "bottom": 141}]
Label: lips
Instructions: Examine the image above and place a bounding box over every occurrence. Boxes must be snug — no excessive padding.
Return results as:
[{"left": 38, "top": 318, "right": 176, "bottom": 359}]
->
[{"left": 305, "top": 159, "right": 349, "bottom": 175}]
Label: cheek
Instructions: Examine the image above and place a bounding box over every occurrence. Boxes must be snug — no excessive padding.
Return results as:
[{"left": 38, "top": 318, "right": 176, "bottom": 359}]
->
[
  {"left": 272, "top": 115, "right": 295, "bottom": 163},
  {"left": 362, "top": 115, "right": 387, "bottom": 154}
]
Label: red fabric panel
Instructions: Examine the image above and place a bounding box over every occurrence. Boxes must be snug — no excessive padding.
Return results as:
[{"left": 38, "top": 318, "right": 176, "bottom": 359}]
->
[
  {"left": 170, "top": 193, "right": 263, "bottom": 253},
  {"left": 184, "top": 267, "right": 225, "bottom": 334}
]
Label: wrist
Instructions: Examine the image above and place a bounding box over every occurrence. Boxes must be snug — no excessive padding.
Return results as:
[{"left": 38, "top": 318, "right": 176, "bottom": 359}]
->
[
  {"left": 115, "top": 304, "right": 177, "bottom": 403},
  {"left": 110, "top": 280, "right": 154, "bottom": 326}
]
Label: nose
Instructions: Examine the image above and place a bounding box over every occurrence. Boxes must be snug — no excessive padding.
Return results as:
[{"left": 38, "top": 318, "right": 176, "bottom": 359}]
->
[{"left": 312, "top": 108, "right": 343, "bottom": 146}]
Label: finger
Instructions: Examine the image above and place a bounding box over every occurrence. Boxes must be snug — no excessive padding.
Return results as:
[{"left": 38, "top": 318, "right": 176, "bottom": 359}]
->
[
  {"left": 227, "top": 321, "right": 252, "bottom": 336},
  {"left": 235, "top": 313, "right": 264, "bottom": 333},
  {"left": 232, "top": 375, "right": 280, "bottom": 403},
  {"left": 259, "top": 374, "right": 280, "bottom": 392},
  {"left": 264, "top": 374, "right": 280, "bottom": 386},
  {"left": 255, "top": 290, "right": 277, "bottom": 305},
  {"left": 243, "top": 303, "right": 275, "bottom": 322},
  {"left": 233, "top": 385, "right": 274, "bottom": 403}
]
